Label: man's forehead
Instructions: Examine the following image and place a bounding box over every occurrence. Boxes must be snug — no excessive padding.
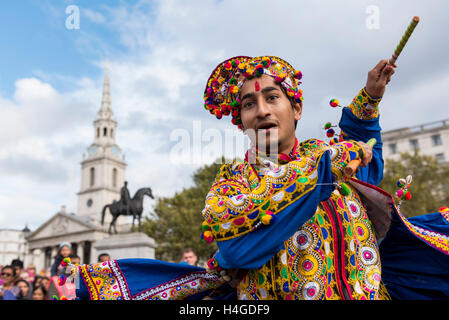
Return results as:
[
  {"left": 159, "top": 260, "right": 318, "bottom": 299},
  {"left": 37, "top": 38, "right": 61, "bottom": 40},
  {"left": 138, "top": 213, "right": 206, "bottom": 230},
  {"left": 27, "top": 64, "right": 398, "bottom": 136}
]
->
[{"left": 240, "top": 74, "right": 280, "bottom": 95}]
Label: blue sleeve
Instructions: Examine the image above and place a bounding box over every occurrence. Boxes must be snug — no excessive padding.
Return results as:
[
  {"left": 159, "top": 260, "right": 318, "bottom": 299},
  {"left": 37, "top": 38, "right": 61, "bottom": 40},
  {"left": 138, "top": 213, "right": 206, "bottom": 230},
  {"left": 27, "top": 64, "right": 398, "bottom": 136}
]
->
[
  {"left": 214, "top": 151, "right": 335, "bottom": 270},
  {"left": 339, "top": 107, "right": 384, "bottom": 186}
]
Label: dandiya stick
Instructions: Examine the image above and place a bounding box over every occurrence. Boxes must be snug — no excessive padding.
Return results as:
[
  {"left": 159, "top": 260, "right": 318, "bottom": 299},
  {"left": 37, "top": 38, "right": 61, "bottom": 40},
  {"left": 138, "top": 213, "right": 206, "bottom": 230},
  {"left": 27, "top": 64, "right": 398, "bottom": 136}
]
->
[
  {"left": 389, "top": 16, "right": 420, "bottom": 65},
  {"left": 344, "top": 138, "right": 377, "bottom": 177}
]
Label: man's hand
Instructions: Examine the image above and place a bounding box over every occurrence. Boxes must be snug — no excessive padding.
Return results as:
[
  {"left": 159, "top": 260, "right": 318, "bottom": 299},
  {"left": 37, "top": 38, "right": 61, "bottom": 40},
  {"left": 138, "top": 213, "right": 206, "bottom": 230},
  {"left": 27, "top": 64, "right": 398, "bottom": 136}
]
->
[
  {"left": 358, "top": 141, "right": 373, "bottom": 167},
  {"left": 365, "top": 59, "right": 396, "bottom": 98}
]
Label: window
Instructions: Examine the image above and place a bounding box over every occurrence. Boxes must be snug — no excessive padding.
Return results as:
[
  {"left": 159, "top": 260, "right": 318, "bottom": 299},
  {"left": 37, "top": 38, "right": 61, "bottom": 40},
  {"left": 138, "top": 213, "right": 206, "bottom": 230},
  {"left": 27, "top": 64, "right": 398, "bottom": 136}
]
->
[
  {"left": 111, "top": 129, "right": 114, "bottom": 138},
  {"left": 97, "top": 128, "right": 100, "bottom": 138},
  {"left": 431, "top": 134, "right": 442, "bottom": 146},
  {"left": 90, "top": 167, "right": 95, "bottom": 187},
  {"left": 103, "top": 127, "right": 107, "bottom": 137},
  {"left": 112, "top": 168, "right": 118, "bottom": 188},
  {"left": 409, "top": 139, "right": 419, "bottom": 150},
  {"left": 389, "top": 143, "right": 397, "bottom": 155},
  {"left": 436, "top": 153, "right": 445, "bottom": 163}
]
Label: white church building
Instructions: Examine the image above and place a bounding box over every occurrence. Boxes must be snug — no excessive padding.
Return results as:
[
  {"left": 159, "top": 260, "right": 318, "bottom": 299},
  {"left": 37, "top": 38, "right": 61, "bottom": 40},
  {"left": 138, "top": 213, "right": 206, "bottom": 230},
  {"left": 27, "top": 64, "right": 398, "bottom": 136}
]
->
[{"left": 25, "top": 65, "right": 130, "bottom": 272}]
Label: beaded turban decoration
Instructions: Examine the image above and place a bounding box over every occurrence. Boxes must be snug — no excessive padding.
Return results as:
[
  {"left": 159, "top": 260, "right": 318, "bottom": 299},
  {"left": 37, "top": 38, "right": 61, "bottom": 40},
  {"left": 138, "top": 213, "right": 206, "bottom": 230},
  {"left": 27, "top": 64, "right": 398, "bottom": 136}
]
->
[{"left": 203, "top": 55, "right": 303, "bottom": 130}]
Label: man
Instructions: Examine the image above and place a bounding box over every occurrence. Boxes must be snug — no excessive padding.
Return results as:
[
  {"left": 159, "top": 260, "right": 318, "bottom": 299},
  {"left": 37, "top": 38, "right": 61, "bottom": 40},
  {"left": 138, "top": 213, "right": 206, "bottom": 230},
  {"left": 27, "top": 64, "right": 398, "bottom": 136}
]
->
[
  {"left": 73, "top": 55, "right": 449, "bottom": 301},
  {"left": 69, "top": 254, "right": 81, "bottom": 265},
  {"left": 201, "top": 55, "right": 395, "bottom": 300},
  {"left": 11, "top": 259, "right": 25, "bottom": 282},
  {"left": 120, "top": 181, "right": 131, "bottom": 216},
  {"left": 97, "top": 253, "right": 111, "bottom": 263},
  {"left": 180, "top": 248, "right": 198, "bottom": 266}
]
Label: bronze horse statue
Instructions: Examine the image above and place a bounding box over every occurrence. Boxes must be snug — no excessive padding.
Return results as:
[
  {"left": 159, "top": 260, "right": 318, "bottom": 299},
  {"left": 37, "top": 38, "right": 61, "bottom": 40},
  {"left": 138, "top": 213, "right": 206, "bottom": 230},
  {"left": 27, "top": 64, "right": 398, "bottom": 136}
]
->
[{"left": 101, "top": 187, "right": 154, "bottom": 234}]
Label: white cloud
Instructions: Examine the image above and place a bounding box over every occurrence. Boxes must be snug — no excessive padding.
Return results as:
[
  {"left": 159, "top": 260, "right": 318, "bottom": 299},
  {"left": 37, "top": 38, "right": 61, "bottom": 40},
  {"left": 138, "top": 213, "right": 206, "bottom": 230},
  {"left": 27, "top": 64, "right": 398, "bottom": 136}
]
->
[{"left": 83, "top": 8, "right": 106, "bottom": 24}]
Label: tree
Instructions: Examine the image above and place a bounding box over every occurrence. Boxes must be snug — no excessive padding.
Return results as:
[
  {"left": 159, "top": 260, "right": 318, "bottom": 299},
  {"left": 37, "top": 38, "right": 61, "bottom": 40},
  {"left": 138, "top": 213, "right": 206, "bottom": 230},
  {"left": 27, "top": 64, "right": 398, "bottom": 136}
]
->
[
  {"left": 378, "top": 150, "right": 449, "bottom": 218},
  {"left": 142, "top": 157, "right": 233, "bottom": 263}
]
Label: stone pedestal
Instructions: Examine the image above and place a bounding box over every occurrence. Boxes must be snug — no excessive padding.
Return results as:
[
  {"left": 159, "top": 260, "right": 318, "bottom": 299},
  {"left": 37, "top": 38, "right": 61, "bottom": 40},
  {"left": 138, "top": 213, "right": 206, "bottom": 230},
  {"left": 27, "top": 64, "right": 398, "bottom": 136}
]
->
[{"left": 93, "top": 232, "right": 156, "bottom": 260}]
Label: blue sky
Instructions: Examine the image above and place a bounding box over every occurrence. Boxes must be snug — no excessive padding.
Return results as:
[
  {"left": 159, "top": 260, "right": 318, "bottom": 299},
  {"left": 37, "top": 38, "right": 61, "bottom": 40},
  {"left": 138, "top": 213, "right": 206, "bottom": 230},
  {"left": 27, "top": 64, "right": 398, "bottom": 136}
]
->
[
  {"left": 1, "top": 0, "right": 449, "bottom": 230},
  {"left": 0, "top": 0, "right": 138, "bottom": 96}
]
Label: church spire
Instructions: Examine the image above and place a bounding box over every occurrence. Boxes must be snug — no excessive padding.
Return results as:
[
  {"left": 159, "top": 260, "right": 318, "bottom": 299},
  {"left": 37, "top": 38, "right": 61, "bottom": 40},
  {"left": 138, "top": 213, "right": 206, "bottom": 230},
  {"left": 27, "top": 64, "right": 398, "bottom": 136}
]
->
[{"left": 97, "top": 59, "right": 113, "bottom": 120}]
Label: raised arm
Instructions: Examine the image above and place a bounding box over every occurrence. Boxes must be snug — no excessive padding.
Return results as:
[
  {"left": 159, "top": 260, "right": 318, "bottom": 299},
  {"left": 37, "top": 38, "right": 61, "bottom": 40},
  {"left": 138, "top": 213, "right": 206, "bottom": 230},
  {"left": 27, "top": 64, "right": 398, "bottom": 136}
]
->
[{"left": 339, "top": 59, "right": 396, "bottom": 186}]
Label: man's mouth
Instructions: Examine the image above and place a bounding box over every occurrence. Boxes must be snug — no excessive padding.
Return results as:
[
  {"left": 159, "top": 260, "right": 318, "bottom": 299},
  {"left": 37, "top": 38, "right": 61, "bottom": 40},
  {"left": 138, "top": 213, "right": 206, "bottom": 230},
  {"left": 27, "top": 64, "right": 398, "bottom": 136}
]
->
[{"left": 257, "top": 122, "right": 278, "bottom": 131}]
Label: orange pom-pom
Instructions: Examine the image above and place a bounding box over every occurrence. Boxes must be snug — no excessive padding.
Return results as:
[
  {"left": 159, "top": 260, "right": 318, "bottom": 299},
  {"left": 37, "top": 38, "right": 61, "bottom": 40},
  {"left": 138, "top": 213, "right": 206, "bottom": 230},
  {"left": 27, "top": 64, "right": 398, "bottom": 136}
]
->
[{"left": 229, "top": 85, "right": 239, "bottom": 94}]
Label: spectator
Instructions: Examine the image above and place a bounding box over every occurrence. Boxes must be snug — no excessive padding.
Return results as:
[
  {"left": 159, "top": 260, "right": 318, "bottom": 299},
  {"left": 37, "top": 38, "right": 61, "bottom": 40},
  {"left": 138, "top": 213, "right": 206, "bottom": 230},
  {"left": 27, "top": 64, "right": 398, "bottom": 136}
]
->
[
  {"left": 51, "top": 242, "right": 72, "bottom": 277},
  {"left": 180, "top": 248, "right": 198, "bottom": 266},
  {"left": 11, "top": 259, "right": 27, "bottom": 281},
  {"left": 33, "top": 275, "right": 43, "bottom": 290},
  {"left": 41, "top": 276, "right": 50, "bottom": 290},
  {"left": 15, "top": 279, "right": 32, "bottom": 300},
  {"left": 26, "top": 264, "right": 36, "bottom": 283},
  {"left": 97, "top": 253, "right": 111, "bottom": 263},
  {"left": 70, "top": 254, "right": 81, "bottom": 265},
  {"left": 32, "top": 285, "right": 47, "bottom": 300},
  {"left": 0, "top": 265, "right": 20, "bottom": 300}
]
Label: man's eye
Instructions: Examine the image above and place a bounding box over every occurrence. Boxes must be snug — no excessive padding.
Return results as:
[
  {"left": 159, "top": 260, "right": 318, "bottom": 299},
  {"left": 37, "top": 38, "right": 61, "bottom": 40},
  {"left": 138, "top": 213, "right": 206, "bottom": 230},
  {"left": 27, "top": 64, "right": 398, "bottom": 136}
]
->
[
  {"left": 244, "top": 102, "right": 254, "bottom": 108},
  {"left": 268, "top": 95, "right": 279, "bottom": 101}
]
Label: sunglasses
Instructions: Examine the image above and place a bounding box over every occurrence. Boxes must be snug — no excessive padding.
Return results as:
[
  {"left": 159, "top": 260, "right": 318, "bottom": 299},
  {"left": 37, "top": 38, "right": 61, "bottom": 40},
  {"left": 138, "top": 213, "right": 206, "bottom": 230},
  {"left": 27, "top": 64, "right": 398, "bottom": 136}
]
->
[{"left": 1, "top": 272, "right": 13, "bottom": 277}]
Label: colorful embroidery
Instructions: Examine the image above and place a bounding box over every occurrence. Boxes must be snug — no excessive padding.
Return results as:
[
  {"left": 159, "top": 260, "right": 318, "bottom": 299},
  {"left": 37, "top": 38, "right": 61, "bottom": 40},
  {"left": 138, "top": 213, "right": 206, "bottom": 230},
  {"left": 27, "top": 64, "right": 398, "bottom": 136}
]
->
[
  {"left": 133, "top": 271, "right": 224, "bottom": 300},
  {"left": 236, "top": 183, "right": 386, "bottom": 300},
  {"left": 397, "top": 212, "right": 449, "bottom": 255},
  {"left": 79, "top": 261, "right": 224, "bottom": 301},
  {"left": 79, "top": 260, "right": 128, "bottom": 300},
  {"left": 201, "top": 138, "right": 366, "bottom": 241},
  {"left": 205, "top": 137, "right": 385, "bottom": 300},
  {"left": 346, "top": 87, "right": 381, "bottom": 120}
]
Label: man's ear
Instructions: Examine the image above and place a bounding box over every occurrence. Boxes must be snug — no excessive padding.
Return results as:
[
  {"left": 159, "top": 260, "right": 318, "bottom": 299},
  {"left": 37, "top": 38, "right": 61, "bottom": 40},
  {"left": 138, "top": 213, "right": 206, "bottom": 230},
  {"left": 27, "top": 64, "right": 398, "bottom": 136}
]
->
[{"left": 293, "top": 101, "right": 302, "bottom": 121}]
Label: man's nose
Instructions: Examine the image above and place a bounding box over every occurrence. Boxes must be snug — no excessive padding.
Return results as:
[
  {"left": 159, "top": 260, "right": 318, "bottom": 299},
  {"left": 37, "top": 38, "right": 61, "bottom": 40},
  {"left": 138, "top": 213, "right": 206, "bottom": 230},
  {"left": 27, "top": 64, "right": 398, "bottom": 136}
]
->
[{"left": 255, "top": 97, "right": 271, "bottom": 118}]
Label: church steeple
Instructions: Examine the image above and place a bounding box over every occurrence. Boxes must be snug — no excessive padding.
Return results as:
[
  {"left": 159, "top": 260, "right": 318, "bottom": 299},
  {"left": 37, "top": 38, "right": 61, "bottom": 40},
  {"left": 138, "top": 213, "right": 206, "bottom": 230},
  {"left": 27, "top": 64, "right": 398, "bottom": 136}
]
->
[
  {"left": 93, "top": 61, "right": 117, "bottom": 147},
  {"left": 77, "top": 61, "right": 127, "bottom": 222},
  {"left": 98, "top": 60, "right": 113, "bottom": 120}
]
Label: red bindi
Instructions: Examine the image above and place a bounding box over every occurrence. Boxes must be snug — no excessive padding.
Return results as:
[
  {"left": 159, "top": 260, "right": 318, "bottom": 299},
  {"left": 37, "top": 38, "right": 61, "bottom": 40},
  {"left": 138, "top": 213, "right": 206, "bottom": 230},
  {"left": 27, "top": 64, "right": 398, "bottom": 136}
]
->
[{"left": 255, "top": 81, "right": 260, "bottom": 92}]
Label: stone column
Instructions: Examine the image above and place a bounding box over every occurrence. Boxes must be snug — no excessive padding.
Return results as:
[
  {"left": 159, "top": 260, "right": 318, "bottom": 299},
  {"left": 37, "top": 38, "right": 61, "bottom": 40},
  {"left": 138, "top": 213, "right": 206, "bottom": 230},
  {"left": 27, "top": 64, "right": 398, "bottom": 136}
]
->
[
  {"left": 77, "top": 242, "right": 84, "bottom": 264},
  {"left": 51, "top": 246, "right": 58, "bottom": 263},
  {"left": 90, "top": 241, "right": 97, "bottom": 265}
]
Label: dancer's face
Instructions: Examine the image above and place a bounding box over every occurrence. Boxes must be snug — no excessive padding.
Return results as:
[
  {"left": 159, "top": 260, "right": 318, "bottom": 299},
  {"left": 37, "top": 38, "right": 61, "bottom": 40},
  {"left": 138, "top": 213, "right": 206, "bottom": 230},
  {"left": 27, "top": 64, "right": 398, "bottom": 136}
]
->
[{"left": 240, "top": 74, "right": 302, "bottom": 153}]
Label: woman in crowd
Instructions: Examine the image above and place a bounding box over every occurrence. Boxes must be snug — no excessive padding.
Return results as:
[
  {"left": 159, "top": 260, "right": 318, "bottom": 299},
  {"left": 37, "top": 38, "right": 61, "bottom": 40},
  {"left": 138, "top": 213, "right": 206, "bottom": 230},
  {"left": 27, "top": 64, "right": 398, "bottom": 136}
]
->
[
  {"left": 15, "top": 279, "right": 33, "bottom": 300},
  {"left": 0, "top": 265, "right": 20, "bottom": 300},
  {"left": 32, "top": 285, "right": 47, "bottom": 300}
]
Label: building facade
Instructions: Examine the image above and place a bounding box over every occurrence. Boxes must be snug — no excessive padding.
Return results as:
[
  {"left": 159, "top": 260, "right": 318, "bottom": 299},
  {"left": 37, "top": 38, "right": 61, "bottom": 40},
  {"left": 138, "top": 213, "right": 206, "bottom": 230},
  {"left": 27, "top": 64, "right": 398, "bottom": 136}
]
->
[
  {"left": 0, "top": 227, "right": 30, "bottom": 266},
  {"left": 382, "top": 119, "right": 449, "bottom": 163}
]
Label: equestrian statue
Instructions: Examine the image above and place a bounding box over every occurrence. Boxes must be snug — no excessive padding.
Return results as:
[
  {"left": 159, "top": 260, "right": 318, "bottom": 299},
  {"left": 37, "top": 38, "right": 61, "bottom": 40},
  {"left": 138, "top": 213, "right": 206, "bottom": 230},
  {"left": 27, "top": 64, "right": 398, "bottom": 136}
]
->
[{"left": 101, "top": 181, "right": 154, "bottom": 234}]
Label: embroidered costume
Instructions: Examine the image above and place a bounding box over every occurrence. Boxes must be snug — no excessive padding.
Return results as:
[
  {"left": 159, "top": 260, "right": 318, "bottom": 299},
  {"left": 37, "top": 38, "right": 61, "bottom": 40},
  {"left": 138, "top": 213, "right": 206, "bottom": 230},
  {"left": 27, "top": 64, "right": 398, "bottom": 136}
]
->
[{"left": 74, "top": 56, "right": 449, "bottom": 300}]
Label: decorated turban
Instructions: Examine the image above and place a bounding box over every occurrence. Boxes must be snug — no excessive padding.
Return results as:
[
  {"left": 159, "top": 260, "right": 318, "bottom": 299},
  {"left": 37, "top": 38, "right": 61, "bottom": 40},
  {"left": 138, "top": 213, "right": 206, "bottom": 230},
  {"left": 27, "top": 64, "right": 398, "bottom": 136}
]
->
[{"left": 203, "top": 55, "right": 303, "bottom": 130}]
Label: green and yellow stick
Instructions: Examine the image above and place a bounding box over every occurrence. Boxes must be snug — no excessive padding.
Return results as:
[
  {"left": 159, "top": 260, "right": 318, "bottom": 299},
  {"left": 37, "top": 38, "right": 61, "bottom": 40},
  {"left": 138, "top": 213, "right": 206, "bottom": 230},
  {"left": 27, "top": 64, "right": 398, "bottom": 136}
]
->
[{"left": 389, "top": 16, "right": 420, "bottom": 65}]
